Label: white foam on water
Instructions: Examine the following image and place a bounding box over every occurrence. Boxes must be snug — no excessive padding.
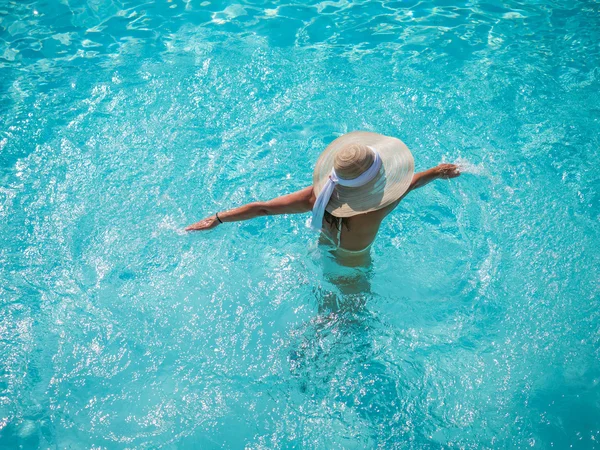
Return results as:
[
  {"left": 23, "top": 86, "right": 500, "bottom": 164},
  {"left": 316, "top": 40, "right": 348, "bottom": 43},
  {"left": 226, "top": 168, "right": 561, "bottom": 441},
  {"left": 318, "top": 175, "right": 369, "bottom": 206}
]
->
[{"left": 453, "top": 158, "right": 486, "bottom": 175}]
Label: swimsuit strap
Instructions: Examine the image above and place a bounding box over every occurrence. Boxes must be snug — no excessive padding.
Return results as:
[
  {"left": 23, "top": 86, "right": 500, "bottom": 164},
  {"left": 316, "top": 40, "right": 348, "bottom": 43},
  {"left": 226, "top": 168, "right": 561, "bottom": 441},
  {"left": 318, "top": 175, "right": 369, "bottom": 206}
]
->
[{"left": 336, "top": 217, "right": 342, "bottom": 249}]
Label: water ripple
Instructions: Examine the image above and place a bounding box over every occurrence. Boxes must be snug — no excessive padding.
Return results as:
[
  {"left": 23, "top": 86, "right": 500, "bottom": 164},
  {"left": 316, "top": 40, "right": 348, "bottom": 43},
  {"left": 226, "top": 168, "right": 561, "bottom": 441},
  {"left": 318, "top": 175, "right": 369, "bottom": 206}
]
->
[{"left": 1, "top": 0, "right": 599, "bottom": 447}]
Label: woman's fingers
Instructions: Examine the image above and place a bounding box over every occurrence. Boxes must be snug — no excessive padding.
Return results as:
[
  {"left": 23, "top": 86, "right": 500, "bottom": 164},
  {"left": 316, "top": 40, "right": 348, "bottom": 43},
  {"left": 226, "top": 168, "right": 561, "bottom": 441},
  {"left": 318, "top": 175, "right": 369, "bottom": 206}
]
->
[{"left": 437, "top": 163, "right": 461, "bottom": 178}]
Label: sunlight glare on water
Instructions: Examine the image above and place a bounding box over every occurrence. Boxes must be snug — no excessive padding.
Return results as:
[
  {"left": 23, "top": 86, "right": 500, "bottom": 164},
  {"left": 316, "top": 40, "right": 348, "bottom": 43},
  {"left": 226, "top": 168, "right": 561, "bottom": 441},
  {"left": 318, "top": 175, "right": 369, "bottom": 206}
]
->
[{"left": 1, "top": 0, "right": 599, "bottom": 448}]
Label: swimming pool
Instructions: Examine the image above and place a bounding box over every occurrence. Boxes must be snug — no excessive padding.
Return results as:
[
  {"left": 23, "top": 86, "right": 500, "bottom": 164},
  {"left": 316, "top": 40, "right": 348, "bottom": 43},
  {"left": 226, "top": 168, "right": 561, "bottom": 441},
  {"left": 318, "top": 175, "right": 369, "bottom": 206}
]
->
[{"left": 1, "top": 0, "right": 599, "bottom": 447}]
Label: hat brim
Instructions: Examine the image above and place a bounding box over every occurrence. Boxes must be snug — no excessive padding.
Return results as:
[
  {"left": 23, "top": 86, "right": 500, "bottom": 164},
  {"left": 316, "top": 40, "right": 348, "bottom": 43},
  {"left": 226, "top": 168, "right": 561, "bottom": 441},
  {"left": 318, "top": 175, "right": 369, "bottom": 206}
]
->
[{"left": 312, "top": 131, "right": 415, "bottom": 218}]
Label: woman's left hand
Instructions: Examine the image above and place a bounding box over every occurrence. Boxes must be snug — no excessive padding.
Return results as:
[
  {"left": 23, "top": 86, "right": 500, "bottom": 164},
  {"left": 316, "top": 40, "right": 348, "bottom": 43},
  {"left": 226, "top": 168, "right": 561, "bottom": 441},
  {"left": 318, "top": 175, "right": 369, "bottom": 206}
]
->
[
  {"left": 435, "top": 163, "right": 461, "bottom": 179},
  {"left": 185, "top": 215, "right": 220, "bottom": 231}
]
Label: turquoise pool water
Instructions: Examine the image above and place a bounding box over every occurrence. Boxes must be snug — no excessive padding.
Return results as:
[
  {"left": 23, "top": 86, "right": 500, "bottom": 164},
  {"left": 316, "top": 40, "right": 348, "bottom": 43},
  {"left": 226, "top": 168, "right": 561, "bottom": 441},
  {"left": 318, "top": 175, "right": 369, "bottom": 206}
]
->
[{"left": 1, "top": 0, "right": 599, "bottom": 448}]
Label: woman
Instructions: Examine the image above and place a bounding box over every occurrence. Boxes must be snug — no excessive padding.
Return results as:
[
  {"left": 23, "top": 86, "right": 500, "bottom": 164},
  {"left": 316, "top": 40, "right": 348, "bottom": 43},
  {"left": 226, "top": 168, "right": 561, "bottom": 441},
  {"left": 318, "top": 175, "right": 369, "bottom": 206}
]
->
[{"left": 185, "top": 131, "right": 460, "bottom": 257}]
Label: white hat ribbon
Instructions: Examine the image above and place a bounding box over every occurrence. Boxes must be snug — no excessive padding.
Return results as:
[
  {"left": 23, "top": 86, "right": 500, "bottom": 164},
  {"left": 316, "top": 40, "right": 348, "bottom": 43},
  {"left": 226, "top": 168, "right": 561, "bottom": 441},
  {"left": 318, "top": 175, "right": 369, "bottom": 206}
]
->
[{"left": 310, "top": 146, "right": 382, "bottom": 229}]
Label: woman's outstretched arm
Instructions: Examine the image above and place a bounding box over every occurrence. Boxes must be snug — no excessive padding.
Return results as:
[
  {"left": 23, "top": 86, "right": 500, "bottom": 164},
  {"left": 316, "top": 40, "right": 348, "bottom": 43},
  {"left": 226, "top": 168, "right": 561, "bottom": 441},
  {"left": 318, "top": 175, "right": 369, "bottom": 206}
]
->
[
  {"left": 379, "top": 163, "right": 461, "bottom": 216},
  {"left": 409, "top": 163, "right": 460, "bottom": 191},
  {"left": 185, "top": 186, "right": 315, "bottom": 231}
]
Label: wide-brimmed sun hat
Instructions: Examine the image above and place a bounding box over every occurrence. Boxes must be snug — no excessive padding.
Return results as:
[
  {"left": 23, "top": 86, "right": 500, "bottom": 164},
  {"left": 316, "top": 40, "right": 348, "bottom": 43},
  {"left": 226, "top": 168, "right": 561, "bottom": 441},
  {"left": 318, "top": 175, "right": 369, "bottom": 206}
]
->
[{"left": 311, "top": 131, "right": 414, "bottom": 227}]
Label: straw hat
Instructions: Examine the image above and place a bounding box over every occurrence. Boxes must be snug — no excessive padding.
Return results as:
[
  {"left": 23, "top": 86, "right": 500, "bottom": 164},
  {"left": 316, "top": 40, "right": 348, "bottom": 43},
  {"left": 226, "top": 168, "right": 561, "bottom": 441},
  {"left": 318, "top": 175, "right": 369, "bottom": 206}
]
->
[{"left": 312, "top": 131, "right": 414, "bottom": 217}]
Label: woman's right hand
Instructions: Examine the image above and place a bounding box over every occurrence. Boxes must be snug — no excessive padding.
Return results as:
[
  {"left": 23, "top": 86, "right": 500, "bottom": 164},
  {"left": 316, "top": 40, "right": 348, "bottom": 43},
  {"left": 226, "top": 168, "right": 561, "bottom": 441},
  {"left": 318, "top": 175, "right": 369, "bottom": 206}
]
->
[
  {"left": 435, "top": 163, "right": 461, "bottom": 179},
  {"left": 185, "top": 215, "right": 220, "bottom": 231}
]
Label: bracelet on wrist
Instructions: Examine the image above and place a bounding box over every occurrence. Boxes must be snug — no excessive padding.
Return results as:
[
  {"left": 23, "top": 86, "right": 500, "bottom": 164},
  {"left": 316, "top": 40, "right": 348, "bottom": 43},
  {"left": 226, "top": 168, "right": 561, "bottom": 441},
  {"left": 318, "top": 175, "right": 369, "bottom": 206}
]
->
[{"left": 215, "top": 212, "right": 223, "bottom": 224}]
